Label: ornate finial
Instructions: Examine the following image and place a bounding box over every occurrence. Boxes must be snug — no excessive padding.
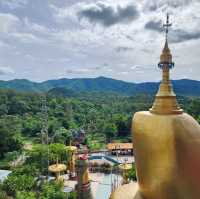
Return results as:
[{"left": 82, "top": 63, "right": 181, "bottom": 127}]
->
[
  {"left": 163, "top": 13, "right": 172, "bottom": 41},
  {"left": 158, "top": 13, "right": 174, "bottom": 69}
]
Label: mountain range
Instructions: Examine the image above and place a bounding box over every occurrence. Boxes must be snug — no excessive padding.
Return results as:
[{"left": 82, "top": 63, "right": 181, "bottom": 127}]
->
[{"left": 0, "top": 76, "right": 200, "bottom": 96}]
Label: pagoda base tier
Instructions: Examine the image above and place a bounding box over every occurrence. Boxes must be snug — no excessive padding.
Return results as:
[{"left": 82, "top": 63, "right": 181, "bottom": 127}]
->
[{"left": 132, "top": 111, "right": 200, "bottom": 199}]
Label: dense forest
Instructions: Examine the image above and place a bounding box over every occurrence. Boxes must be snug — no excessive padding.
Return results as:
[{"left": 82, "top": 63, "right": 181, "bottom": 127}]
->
[{"left": 0, "top": 88, "right": 200, "bottom": 160}]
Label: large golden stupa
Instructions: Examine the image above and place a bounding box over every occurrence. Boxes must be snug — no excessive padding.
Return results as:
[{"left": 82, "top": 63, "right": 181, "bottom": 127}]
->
[{"left": 110, "top": 14, "right": 200, "bottom": 199}]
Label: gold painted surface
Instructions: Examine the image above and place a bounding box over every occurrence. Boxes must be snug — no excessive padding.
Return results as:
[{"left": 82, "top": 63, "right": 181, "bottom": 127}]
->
[
  {"left": 48, "top": 163, "right": 66, "bottom": 173},
  {"left": 82, "top": 168, "right": 89, "bottom": 184},
  {"left": 66, "top": 146, "right": 77, "bottom": 152},
  {"left": 48, "top": 163, "right": 66, "bottom": 181},
  {"left": 109, "top": 183, "right": 142, "bottom": 199},
  {"left": 132, "top": 111, "right": 200, "bottom": 199},
  {"left": 150, "top": 39, "right": 183, "bottom": 115},
  {"left": 76, "top": 158, "right": 90, "bottom": 184},
  {"left": 68, "top": 160, "right": 75, "bottom": 173},
  {"left": 118, "top": 163, "right": 132, "bottom": 170},
  {"left": 160, "top": 39, "right": 172, "bottom": 63},
  {"left": 119, "top": 163, "right": 132, "bottom": 184},
  {"left": 66, "top": 146, "right": 77, "bottom": 174}
]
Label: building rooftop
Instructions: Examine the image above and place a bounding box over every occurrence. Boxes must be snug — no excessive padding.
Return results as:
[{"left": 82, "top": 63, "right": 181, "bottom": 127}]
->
[{"left": 107, "top": 143, "right": 133, "bottom": 150}]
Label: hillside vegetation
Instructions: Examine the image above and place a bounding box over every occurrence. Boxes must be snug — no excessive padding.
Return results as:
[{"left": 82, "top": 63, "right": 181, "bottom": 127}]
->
[
  {"left": 0, "top": 77, "right": 200, "bottom": 96},
  {"left": 0, "top": 88, "right": 200, "bottom": 161}
]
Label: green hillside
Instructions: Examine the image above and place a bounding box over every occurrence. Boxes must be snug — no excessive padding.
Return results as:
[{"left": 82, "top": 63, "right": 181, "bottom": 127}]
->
[{"left": 0, "top": 77, "right": 200, "bottom": 96}]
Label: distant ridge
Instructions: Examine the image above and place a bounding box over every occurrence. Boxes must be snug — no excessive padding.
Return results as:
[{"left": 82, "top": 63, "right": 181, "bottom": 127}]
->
[{"left": 0, "top": 77, "right": 200, "bottom": 96}]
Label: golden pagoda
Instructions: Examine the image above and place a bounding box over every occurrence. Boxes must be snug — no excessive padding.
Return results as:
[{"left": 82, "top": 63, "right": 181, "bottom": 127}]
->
[
  {"left": 76, "top": 154, "right": 94, "bottom": 199},
  {"left": 110, "top": 14, "right": 200, "bottom": 199}
]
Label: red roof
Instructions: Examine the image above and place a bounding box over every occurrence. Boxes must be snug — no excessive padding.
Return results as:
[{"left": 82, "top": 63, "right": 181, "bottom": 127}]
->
[{"left": 107, "top": 143, "right": 133, "bottom": 150}]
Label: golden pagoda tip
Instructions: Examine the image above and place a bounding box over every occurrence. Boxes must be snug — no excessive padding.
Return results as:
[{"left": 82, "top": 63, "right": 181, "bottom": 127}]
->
[{"left": 149, "top": 14, "right": 183, "bottom": 115}]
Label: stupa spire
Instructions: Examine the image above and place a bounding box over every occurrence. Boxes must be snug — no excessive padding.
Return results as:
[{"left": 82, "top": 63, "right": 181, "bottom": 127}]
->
[
  {"left": 150, "top": 14, "right": 183, "bottom": 114},
  {"left": 164, "top": 13, "right": 171, "bottom": 40}
]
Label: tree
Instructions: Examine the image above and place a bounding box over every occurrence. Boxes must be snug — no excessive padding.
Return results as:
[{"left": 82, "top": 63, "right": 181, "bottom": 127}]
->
[
  {"left": 49, "top": 143, "right": 68, "bottom": 163},
  {"left": 189, "top": 99, "right": 200, "bottom": 119},
  {"left": 3, "top": 173, "right": 36, "bottom": 196},
  {"left": 103, "top": 122, "right": 117, "bottom": 141},
  {"left": 12, "top": 164, "right": 40, "bottom": 177},
  {"left": 113, "top": 114, "right": 129, "bottom": 136},
  {"left": 0, "top": 104, "right": 8, "bottom": 115},
  {"left": 127, "top": 163, "right": 137, "bottom": 181},
  {"left": 68, "top": 192, "right": 77, "bottom": 199},
  {"left": 0, "top": 182, "right": 9, "bottom": 199},
  {"left": 0, "top": 116, "right": 22, "bottom": 159},
  {"left": 26, "top": 144, "right": 68, "bottom": 174},
  {"left": 53, "top": 127, "right": 71, "bottom": 144},
  {"left": 197, "top": 115, "right": 200, "bottom": 124},
  {"left": 22, "top": 116, "right": 42, "bottom": 137},
  {"left": 8, "top": 97, "right": 30, "bottom": 115},
  {"left": 26, "top": 144, "right": 49, "bottom": 174},
  {"left": 16, "top": 191, "right": 36, "bottom": 199},
  {"left": 40, "top": 181, "right": 67, "bottom": 199}
]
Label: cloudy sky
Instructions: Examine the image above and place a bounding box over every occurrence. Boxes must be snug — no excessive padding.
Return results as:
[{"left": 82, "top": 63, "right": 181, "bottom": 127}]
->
[{"left": 0, "top": 0, "right": 199, "bottom": 83}]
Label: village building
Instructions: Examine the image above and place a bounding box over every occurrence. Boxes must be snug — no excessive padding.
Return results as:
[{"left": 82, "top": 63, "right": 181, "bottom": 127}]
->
[{"left": 107, "top": 143, "right": 133, "bottom": 155}]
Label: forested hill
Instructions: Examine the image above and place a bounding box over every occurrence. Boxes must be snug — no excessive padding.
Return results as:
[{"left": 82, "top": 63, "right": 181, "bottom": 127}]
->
[{"left": 0, "top": 77, "right": 200, "bottom": 96}]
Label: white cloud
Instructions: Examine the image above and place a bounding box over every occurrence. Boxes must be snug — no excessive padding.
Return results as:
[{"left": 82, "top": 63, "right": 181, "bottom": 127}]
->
[
  {"left": 23, "top": 17, "right": 50, "bottom": 34},
  {"left": 0, "top": 13, "right": 20, "bottom": 33},
  {"left": 11, "top": 32, "right": 45, "bottom": 43},
  {"left": 66, "top": 68, "right": 92, "bottom": 75},
  {"left": 77, "top": 1, "right": 139, "bottom": 27},
  {"left": 49, "top": 3, "right": 78, "bottom": 24},
  {"left": 142, "top": 0, "right": 193, "bottom": 12},
  {"left": 0, "top": 0, "right": 27, "bottom": 10},
  {"left": 0, "top": 66, "right": 14, "bottom": 75},
  {"left": 120, "top": 71, "right": 128, "bottom": 75}
]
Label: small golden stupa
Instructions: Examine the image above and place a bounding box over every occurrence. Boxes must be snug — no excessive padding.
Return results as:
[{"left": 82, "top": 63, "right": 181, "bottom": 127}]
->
[
  {"left": 66, "top": 144, "right": 77, "bottom": 179},
  {"left": 118, "top": 163, "right": 132, "bottom": 184},
  {"left": 48, "top": 157, "right": 66, "bottom": 181},
  {"left": 110, "top": 14, "right": 200, "bottom": 199}
]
